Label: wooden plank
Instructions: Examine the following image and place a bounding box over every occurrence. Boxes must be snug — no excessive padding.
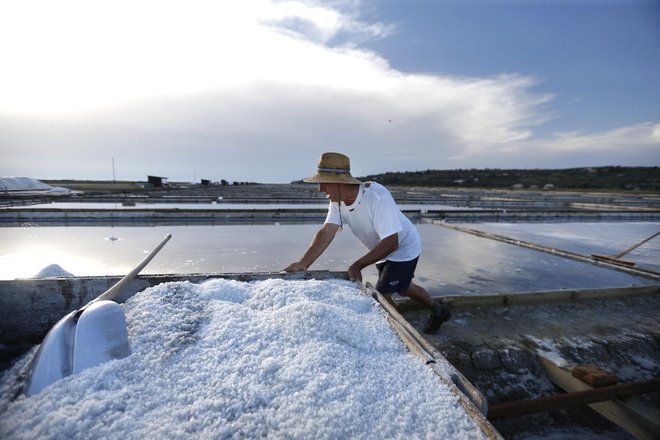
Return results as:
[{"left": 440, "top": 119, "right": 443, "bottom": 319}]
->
[
  {"left": 395, "top": 284, "right": 660, "bottom": 311},
  {"left": 569, "top": 203, "right": 660, "bottom": 212},
  {"left": 539, "top": 355, "right": 660, "bottom": 440},
  {"left": 359, "top": 282, "right": 491, "bottom": 416},
  {"left": 591, "top": 254, "right": 636, "bottom": 267},
  {"left": 439, "top": 295, "right": 508, "bottom": 308},
  {"left": 387, "top": 317, "right": 435, "bottom": 365},
  {"left": 358, "top": 282, "right": 504, "bottom": 440},
  {"left": 487, "top": 378, "right": 660, "bottom": 420}
]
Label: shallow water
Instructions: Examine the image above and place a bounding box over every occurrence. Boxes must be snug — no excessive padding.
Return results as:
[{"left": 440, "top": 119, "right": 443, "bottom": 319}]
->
[
  {"left": 0, "top": 223, "right": 656, "bottom": 295},
  {"left": 463, "top": 222, "right": 660, "bottom": 271}
]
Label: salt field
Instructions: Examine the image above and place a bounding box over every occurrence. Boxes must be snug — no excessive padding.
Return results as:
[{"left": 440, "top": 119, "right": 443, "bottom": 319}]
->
[
  {"left": 2, "top": 201, "right": 477, "bottom": 211},
  {"left": 1, "top": 0, "right": 658, "bottom": 435},
  {"left": 0, "top": 223, "right": 657, "bottom": 295},
  {"left": 0, "top": 279, "right": 489, "bottom": 439},
  {"left": 1, "top": 190, "right": 658, "bottom": 440},
  {"left": 4, "top": 202, "right": 329, "bottom": 210}
]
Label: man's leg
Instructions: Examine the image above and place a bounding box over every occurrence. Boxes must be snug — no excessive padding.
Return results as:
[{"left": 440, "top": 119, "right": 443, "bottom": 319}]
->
[
  {"left": 404, "top": 282, "right": 451, "bottom": 334},
  {"left": 403, "top": 282, "right": 434, "bottom": 308},
  {"left": 376, "top": 260, "right": 449, "bottom": 333}
]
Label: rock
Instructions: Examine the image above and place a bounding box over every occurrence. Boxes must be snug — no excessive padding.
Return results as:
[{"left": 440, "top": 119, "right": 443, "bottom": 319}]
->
[
  {"left": 499, "top": 348, "right": 536, "bottom": 374},
  {"left": 471, "top": 349, "right": 501, "bottom": 371}
]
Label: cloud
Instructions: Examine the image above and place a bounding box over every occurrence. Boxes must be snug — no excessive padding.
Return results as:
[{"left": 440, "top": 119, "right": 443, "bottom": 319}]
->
[
  {"left": 546, "top": 123, "right": 660, "bottom": 153},
  {"left": 261, "top": 0, "right": 395, "bottom": 44},
  {"left": 474, "top": 122, "right": 660, "bottom": 169},
  {"left": 0, "top": 0, "right": 395, "bottom": 115},
  {"left": 0, "top": 0, "right": 657, "bottom": 182}
]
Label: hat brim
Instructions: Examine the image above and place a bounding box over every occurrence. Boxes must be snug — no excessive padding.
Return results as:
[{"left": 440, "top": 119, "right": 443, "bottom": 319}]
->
[{"left": 303, "top": 172, "right": 361, "bottom": 184}]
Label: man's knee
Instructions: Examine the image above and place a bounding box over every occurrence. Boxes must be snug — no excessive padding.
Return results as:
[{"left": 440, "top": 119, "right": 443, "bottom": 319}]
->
[{"left": 403, "top": 282, "right": 421, "bottom": 296}]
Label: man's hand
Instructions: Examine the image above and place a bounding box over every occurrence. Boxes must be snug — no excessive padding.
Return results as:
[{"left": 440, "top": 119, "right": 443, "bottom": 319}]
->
[
  {"left": 346, "top": 233, "right": 398, "bottom": 283},
  {"left": 347, "top": 262, "right": 363, "bottom": 282},
  {"left": 283, "top": 261, "right": 308, "bottom": 272}
]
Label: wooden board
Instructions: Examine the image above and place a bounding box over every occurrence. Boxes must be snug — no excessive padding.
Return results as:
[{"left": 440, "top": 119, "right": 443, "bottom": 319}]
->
[
  {"left": 395, "top": 284, "right": 660, "bottom": 311},
  {"left": 359, "top": 282, "right": 503, "bottom": 440},
  {"left": 539, "top": 355, "right": 660, "bottom": 440}
]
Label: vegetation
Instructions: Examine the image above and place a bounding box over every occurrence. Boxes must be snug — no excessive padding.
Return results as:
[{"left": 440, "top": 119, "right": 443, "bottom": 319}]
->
[{"left": 357, "top": 166, "right": 660, "bottom": 191}]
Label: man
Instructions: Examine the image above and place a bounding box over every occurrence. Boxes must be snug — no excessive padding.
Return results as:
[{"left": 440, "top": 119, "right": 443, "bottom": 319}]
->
[{"left": 284, "top": 152, "right": 451, "bottom": 334}]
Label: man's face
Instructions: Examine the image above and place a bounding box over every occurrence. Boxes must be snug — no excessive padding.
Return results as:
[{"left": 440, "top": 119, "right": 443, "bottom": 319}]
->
[{"left": 319, "top": 183, "right": 341, "bottom": 203}]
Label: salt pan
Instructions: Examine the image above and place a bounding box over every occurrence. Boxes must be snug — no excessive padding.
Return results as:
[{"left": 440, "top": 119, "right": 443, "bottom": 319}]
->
[{"left": 0, "top": 278, "right": 486, "bottom": 439}]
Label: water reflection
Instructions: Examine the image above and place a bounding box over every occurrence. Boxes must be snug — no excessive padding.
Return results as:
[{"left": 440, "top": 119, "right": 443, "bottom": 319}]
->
[
  {"left": 463, "top": 222, "right": 660, "bottom": 272},
  {"left": 1, "top": 224, "right": 655, "bottom": 296}
]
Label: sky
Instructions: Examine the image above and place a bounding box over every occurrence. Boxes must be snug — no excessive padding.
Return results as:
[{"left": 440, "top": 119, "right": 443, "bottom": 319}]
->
[{"left": 0, "top": 0, "right": 659, "bottom": 183}]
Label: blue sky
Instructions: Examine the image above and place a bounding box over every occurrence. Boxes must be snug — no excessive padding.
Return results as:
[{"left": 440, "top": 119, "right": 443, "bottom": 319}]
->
[
  {"left": 364, "top": 1, "right": 660, "bottom": 134},
  {"left": 0, "top": 0, "right": 658, "bottom": 183}
]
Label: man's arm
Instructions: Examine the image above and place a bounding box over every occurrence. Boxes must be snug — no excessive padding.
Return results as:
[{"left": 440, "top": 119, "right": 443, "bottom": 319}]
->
[
  {"left": 283, "top": 223, "right": 340, "bottom": 272},
  {"left": 347, "top": 233, "right": 398, "bottom": 282}
]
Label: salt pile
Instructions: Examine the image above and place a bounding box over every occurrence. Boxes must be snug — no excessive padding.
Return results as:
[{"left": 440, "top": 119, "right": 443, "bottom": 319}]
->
[
  {"left": 0, "top": 278, "right": 486, "bottom": 439},
  {"left": 32, "top": 264, "right": 75, "bottom": 278}
]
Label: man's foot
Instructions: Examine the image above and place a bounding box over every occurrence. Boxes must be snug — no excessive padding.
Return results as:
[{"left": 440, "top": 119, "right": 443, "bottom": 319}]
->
[{"left": 423, "top": 304, "right": 451, "bottom": 334}]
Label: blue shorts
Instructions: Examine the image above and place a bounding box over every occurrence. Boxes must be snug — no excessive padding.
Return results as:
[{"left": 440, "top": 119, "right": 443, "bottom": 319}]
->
[{"left": 375, "top": 257, "right": 419, "bottom": 294}]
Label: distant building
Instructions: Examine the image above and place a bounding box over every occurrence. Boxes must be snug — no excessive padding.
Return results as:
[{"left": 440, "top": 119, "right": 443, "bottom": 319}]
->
[
  {"left": 147, "top": 175, "right": 168, "bottom": 187},
  {"left": 512, "top": 183, "right": 524, "bottom": 190},
  {"left": 543, "top": 184, "right": 555, "bottom": 190}
]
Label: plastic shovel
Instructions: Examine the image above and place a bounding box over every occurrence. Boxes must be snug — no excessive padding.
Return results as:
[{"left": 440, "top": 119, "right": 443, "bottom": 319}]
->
[{"left": 24, "top": 233, "right": 172, "bottom": 396}]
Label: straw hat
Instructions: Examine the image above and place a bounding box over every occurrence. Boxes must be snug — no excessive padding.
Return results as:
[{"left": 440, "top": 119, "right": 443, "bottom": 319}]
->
[{"left": 303, "top": 152, "right": 362, "bottom": 184}]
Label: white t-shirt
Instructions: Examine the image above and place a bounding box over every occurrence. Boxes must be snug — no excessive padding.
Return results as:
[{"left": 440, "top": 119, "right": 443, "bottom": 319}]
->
[{"left": 324, "top": 182, "right": 421, "bottom": 262}]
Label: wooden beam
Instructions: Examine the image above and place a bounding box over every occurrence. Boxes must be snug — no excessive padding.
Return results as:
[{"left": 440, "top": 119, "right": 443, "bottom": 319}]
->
[
  {"left": 358, "top": 282, "right": 503, "bottom": 440},
  {"left": 487, "top": 378, "right": 660, "bottom": 420},
  {"left": 591, "top": 254, "right": 636, "bottom": 267},
  {"left": 360, "top": 283, "right": 489, "bottom": 412},
  {"left": 394, "top": 284, "right": 660, "bottom": 311},
  {"left": 539, "top": 355, "right": 660, "bottom": 440}
]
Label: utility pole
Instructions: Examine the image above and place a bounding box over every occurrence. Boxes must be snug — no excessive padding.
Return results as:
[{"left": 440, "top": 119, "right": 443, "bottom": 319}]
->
[{"left": 112, "top": 157, "right": 116, "bottom": 183}]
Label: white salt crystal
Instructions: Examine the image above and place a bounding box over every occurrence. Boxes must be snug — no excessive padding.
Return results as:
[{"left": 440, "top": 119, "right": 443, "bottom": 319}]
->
[{"left": 0, "top": 278, "right": 486, "bottom": 439}]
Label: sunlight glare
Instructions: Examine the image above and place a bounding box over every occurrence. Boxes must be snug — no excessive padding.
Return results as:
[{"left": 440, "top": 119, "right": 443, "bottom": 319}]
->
[{"left": 0, "top": 250, "right": 96, "bottom": 279}]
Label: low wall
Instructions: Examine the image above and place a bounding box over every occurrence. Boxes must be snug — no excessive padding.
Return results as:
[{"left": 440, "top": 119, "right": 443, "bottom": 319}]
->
[
  {"left": 0, "top": 208, "right": 328, "bottom": 225},
  {"left": 1, "top": 208, "right": 659, "bottom": 226},
  {"left": 425, "top": 210, "right": 660, "bottom": 222}
]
